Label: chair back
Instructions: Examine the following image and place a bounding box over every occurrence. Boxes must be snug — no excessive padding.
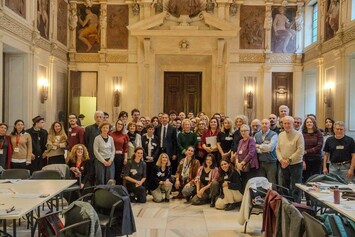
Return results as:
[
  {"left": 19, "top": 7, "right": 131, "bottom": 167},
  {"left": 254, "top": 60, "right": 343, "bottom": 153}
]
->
[
  {"left": 303, "top": 212, "right": 329, "bottom": 237},
  {"left": 31, "top": 170, "right": 62, "bottom": 180},
  {"left": 63, "top": 205, "right": 91, "bottom": 236},
  {"left": 1, "top": 169, "right": 30, "bottom": 179},
  {"left": 42, "top": 164, "right": 70, "bottom": 179},
  {"left": 94, "top": 188, "right": 121, "bottom": 210}
]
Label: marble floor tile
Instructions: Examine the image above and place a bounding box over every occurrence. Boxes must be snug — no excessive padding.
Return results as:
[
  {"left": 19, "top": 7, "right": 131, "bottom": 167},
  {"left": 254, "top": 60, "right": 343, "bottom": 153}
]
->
[
  {"left": 166, "top": 228, "right": 209, "bottom": 237},
  {"left": 166, "top": 216, "right": 207, "bottom": 229}
]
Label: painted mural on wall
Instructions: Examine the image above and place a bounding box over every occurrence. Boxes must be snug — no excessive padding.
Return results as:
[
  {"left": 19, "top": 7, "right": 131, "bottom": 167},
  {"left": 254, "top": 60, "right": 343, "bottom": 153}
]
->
[
  {"left": 240, "top": 6, "right": 265, "bottom": 50},
  {"left": 76, "top": 4, "right": 100, "bottom": 53},
  {"left": 167, "top": 0, "right": 202, "bottom": 17},
  {"left": 57, "top": 0, "right": 68, "bottom": 46},
  {"left": 271, "top": 6, "right": 296, "bottom": 53},
  {"left": 37, "top": 0, "right": 50, "bottom": 39},
  {"left": 325, "top": 0, "right": 339, "bottom": 41},
  {"left": 107, "top": 5, "right": 128, "bottom": 49},
  {"left": 5, "top": 0, "right": 26, "bottom": 18}
]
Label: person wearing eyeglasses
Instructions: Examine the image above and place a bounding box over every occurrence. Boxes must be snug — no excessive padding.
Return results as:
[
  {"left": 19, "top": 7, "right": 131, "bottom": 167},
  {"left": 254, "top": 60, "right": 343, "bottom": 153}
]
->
[
  {"left": 293, "top": 117, "right": 302, "bottom": 132},
  {"left": 232, "top": 124, "right": 258, "bottom": 192}
]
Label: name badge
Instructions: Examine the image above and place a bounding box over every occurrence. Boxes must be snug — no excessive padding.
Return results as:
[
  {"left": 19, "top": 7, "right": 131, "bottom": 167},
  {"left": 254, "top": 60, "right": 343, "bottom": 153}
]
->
[
  {"left": 157, "top": 172, "right": 162, "bottom": 177},
  {"left": 224, "top": 175, "right": 228, "bottom": 179},
  {"left": 197, "top": 137, "right": 201, "bottom": 142},
  {"left": 0, "top": 149, "right": 3, "bottom": 155},
  {"left": 336, "top": 145, "right": 344, "bottom": 150},
  {"left": 152, "top": 142, "right": 157, "bottom": 146},
  {"left": 14, "top": 147, "right": 20, "bottom": 153},
  {"left": 130, "top": 169, "right": 137, "bottom": 175},
  {"left": 225, "top": 137, "right": 233, "bottom": 141},
  {"left": 115, "top": 150, "right": 123, "bottom": 154},
  {"left": 71, "top": 133, "right": 77, "bottom": 136},
  {"left": 38, "top": 137, "right": 41, "bottom": 141},
  {"left": 205, "top": 177, "right": 210, "bottom": 181},
  {"left": 239, "top": 150, "right": 243, "bottom": 155}
]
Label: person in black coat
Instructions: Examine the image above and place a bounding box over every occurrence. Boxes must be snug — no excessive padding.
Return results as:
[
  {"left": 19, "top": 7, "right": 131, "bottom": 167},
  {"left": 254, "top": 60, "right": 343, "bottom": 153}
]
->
[
  {"left": 26, "top": 116, "right": 48, "bottom": 173},
  {"left": 141, "top": 124, "right": 160, "bottom": 190},
  {"left": 154, "top": 113, "right": 178, "bottom": 174},
  {"left": 150, "top": 153, "right": 173, "bottom": 202}
]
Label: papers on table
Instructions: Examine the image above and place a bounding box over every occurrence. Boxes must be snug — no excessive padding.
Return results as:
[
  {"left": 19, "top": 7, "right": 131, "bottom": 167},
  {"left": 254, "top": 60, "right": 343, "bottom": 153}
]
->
[
  {"left": 0, "top": 179, "right": 22, "bottom": 184},
  {"left": 318, "top": 195, "right": 348, "bottom": 203},
  {"left": 13, "top": 193, "right": 41, "bottom": 199},
  {"left": 0, "top": 208, "right": 22, "bottom": 216}
]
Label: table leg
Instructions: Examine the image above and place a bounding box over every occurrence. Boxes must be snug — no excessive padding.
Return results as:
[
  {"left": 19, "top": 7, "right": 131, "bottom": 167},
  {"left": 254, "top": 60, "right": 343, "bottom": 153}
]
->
[{"left": 1, "top": 219, "right": 7, "bottom": 237}]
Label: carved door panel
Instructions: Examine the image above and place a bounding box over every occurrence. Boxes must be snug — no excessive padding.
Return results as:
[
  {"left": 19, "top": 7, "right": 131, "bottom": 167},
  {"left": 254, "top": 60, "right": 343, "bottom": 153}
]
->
[
  {"left": 164, "top": 72, "right": 202, "bottom": 115},
  {"left": 272, "top": 72, "right": 293, "bottom": 116}
]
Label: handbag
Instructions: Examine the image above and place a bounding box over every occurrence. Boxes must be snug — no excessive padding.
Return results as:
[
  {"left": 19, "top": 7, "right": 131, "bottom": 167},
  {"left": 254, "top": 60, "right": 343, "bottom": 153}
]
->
[{"left": 237, "top": 158, "right": 251, "bottom": 172}]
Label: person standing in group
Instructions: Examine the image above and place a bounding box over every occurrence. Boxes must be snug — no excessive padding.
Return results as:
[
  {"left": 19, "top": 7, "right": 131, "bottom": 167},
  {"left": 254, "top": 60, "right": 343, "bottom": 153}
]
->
[
  {"left": 123, "top": 147, "right": 147, "bottom": 203},
  {"left": 231, "top": 115, "right": 248, "bottom": 163},
  {"left": 85, "top": 111, "right": 104, "bottom": 183},
  {"left": 155, "top": 113, "right": 177, "bottom": 174},
  {"left": 110, "top": 119, "right": 128, "bottom": 185},
  {"left": 217, "top": 118, "right": 234, "bottom": 161},
  {"left": 10, "top": 120, "right": 32, "bottom": 169},
  {"left": 201, "top": 117, "right": 220, "bottom": 162},
  {"left": 67, "top": 113, "right": 85, "bottom": 151},
  {"left": 276, "top": 116, "right": 304, "bottom": 203},
  {"left": 45, "top": 122, "right": 67, "bottom": 165},
  {"left": 233, "top": 124, "right": 259, "bottom": 192},
  {"left": 127, "top": 122, "right": 142, "bottom": 160},
  {"left": 0, "top": 123, "right": 12, "bottom": 169},
  {"left": 150, "top": 153, "right": 173, "bottom": 202},
  {"left": 323, "top": 121, "right": 355, "bottom": 183},
  {"left": 118, "top": 111, "right": 129, "bottom": 133},
  {"left": 177, "top": 119, "right": 197, "bottom": 160},
  {"left": 26, "top": 116, "right": 48, "bottom": 172},
  {"left": 302, "top": 117, "right": 323, "bottom": 182},
  {"left": 255, "top": 119, "right": 278, "bottom": 184},
  {"left": 93, "top": 122, "right": 115, "bottom": 185},
  {"left": 141, "top": 124, "right": 160, "bottom": 190}
]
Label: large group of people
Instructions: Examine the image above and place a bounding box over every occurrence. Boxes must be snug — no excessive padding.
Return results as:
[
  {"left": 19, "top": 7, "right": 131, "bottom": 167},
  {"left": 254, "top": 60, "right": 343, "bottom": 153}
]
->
[{"left": 0, "top": 105, "right": 354, "bottom": 210}]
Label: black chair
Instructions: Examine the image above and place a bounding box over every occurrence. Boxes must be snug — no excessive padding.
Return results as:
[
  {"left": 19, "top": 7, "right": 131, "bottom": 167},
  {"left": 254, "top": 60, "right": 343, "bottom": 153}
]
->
[
  {"left": 303, "top": 212, "right": 329, "bottom": 237},
  {"left": 58, "top": 220, "right": 91, "bottom": 237},
  {"left": 93, "top": 188, "right": 122, "bottom": 237},
  {"left": 31, "top": 170, "right": 62, "bottom": 179},
  {"left": 272, "top": 183, "right": 294, "bottom": 201},
  {"left": 1, "top": 169, "right": 30, "bottom": 179},
  {"left": 244, "top": 187, "right": 267, "bottom": 233}
]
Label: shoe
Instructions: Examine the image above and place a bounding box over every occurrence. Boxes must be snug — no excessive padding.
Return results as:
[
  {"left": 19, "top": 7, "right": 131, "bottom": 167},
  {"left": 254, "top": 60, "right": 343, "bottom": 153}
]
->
[
  {"left": 172, "top": 193, "right": 183, "bottom": 199},
  {"left": 164, "top": 198, "right": 170, "bottom": 202},
  {"left": 210, "top": 197, "right": 216, "bottom": 208},
  {"left": 224, "top": 203, "right": 236, "bottom": 211}
]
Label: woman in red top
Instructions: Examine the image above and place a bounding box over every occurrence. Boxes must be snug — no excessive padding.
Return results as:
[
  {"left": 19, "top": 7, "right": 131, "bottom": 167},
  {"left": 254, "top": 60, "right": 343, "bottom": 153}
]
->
[
  {"left": 110, "top": 119, "right": 129, "bottom": 185},
  {"left": 67, "top": 144, "right": 91, "bottom": 188},
  {"left": 201, "top": 117, "right": 220, "bottom": 163}
]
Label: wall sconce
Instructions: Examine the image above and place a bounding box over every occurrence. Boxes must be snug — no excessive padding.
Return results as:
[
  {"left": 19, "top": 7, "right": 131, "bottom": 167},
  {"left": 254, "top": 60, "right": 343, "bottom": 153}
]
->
[
  {"left": 324, "top": 82, "right": 334, "bottom": 107},
  {"left": 39, "top": 77, "right": 49, "bottom": 103},
  {"left": 113, "top": 76, "right": 122, "bottom": 107},
  {"left": 246, "top": 87, "right": 253, "bottom": 109}
]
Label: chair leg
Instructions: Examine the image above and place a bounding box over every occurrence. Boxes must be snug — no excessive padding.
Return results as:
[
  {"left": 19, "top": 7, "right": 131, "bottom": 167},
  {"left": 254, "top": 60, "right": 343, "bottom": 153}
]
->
[{"left": 244, "top": 221, "right": 248, "bottom": 233}]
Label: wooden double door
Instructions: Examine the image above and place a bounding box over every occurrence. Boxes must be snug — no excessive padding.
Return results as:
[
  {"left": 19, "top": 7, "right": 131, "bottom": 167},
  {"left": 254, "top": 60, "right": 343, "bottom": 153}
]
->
[{"left": 164, "top": 72, "right": 202, "bottom": 115}]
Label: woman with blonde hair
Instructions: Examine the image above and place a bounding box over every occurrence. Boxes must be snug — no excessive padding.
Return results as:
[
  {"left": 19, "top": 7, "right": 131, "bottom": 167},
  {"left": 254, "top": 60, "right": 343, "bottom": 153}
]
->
[
  {"left": 217, "top": 118, "right": 234, "bottom": 161},
  {"left": 67, "top": 144, "right": 91, "bottom": 188},
  {"left": 150, "top": 153, "right": 173, "bottom": 202},
  {"left": 177, "top": 119, "right": 197, "bottom": 160},
  {"left": 46, "top": 121, "right": 67, "bottom": 165}
]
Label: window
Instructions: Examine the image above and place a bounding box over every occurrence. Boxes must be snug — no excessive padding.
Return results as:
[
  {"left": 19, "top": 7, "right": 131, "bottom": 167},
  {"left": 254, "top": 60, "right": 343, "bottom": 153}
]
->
[
  {"left": 352, "top": 0, "right": 355, "bottom": 20},
  {"left": 312, "top": 3, "right": 318, "bottom": 43}
]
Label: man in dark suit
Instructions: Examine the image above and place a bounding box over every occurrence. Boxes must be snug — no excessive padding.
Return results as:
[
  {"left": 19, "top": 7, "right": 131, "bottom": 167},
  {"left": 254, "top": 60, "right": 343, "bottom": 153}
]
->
[{"left": 155, "top": 113, "right": 178, "bottom": 174}]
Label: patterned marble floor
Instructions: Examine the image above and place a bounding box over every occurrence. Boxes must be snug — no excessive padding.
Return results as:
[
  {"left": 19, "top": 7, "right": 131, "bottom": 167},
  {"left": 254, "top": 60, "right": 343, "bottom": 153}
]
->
[{"left": 8, "top": 194, "right": 263, "bottom": 237}]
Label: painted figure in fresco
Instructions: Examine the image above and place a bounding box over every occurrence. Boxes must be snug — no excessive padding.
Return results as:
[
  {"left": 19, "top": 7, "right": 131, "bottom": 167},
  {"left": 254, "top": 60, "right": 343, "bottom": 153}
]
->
[
  {"left": 78, "top": 8, "right": 99, "bottom": 51},
  {"left": 37, "top": 0, "right": 49, "bottom": 38},
  {"left": 273, "top": 7, "right": 296, "bottom": 53},
  {"left": 327, "top": 0, "right": 339, "bottom": 35},
  {"left": 167, "top": 0, "right": 202, "bottom": 17}
]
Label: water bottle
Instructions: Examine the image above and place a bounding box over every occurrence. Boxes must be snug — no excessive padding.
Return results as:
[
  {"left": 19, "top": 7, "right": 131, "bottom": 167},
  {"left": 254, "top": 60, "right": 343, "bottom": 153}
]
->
[{"left": 333, "top": 186, "right": 340, "bottom": 204}]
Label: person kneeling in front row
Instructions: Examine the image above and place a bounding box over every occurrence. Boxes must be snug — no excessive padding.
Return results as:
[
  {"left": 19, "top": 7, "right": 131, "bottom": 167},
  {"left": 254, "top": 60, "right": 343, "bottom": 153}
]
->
[
  {"left": 191, "top": 154, "right": 219, "bottom": 207},
  {"left": 215, "top": 159, "right": 243, "bottom": 211},
  {"left": 150, "top": 153, "right": 173, "bottom": 202},
  {"left": 123, "top": 147, "right": 147, "bottom": 203}
]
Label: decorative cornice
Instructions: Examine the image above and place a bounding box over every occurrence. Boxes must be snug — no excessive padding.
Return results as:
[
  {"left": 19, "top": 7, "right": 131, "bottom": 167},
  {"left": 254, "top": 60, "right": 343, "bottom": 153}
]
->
[
  {"left": 0, "top": 14, "right": 32, "bottom": 42},
  {"left": 269, "top": 54, "right": 297, "bottom": 63},
  {"left": 74, "top": 53, "right": 101, "bottom": 62},
  {"left": 106, "top": 53, "right": 128, "bottom": 63},
  {"left": 239, "top": 53, "right": 265, "bottom": 63}
]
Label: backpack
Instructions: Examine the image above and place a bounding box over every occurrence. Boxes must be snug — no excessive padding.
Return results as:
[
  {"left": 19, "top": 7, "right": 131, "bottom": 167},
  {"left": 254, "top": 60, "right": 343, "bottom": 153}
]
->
[
  {"left": 39, "top": 211, "right": 64, "bottom": 237},
  {"left": 320, "top": 214, "right": 355, "bottom": 237},
  {"left": 306, "top": 173, "right": 347, "bottom": 185}
]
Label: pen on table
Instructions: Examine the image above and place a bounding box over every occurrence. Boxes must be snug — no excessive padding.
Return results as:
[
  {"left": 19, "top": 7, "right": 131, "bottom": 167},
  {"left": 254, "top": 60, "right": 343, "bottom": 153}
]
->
[{"left": 6, "top": 206, "right": 15, "bottom": 213}]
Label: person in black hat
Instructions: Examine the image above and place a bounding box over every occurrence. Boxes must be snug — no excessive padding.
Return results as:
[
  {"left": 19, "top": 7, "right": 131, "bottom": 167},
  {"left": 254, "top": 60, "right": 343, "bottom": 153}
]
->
[{"left": 26, "top": 116, "right": 48, "bottom": 173}]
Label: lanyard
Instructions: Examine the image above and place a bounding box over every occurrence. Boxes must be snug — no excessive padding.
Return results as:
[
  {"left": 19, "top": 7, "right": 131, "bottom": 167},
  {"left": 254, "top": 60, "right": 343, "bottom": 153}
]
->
[{"left": 15, "top": 134, "right": 20, "bottom": 147}]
